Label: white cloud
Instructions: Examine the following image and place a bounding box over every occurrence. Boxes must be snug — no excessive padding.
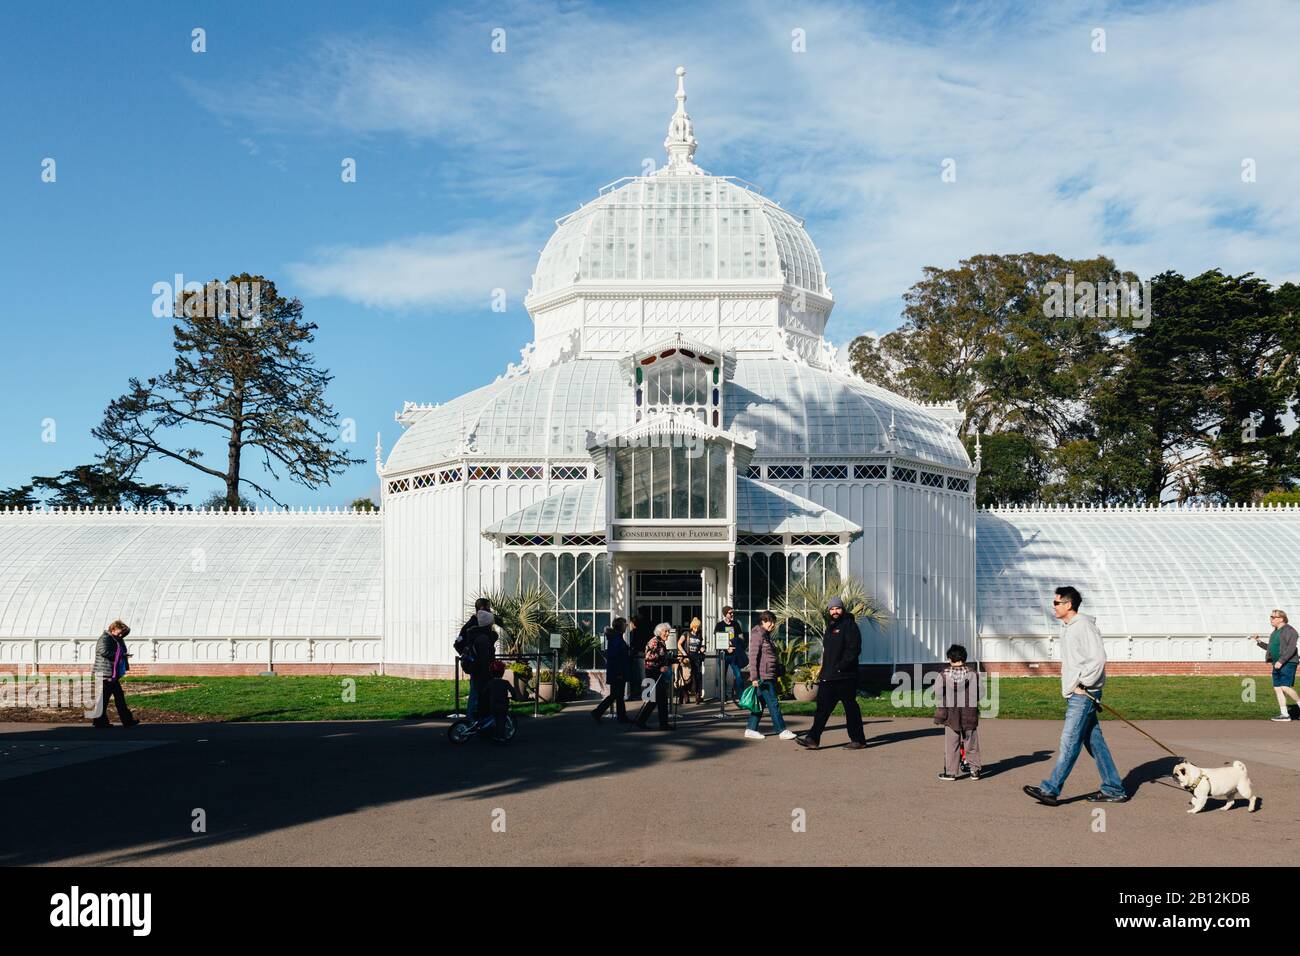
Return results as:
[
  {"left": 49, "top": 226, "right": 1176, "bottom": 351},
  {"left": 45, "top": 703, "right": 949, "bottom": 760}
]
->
[
  {"left": 193, "top": 0, "right": 1300, "bottom": 332},
  {"left": 285, "top": 226, "right": 539, "bottom": 310}
]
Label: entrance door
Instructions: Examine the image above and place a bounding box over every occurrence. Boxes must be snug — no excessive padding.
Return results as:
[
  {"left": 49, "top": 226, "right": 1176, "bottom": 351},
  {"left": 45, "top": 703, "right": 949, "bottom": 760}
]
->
[
  {"left": 632, "top": 570, "right": 703, "bottom": 635},
  {"left": 635, "top": 603, "right": 702, "bottom": 633}
]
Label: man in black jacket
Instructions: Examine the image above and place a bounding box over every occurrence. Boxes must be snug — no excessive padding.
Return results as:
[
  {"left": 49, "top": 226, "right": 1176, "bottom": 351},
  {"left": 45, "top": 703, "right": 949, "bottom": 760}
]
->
[{"left": 796, "top": 597, "right": 866, "bottom": 750}]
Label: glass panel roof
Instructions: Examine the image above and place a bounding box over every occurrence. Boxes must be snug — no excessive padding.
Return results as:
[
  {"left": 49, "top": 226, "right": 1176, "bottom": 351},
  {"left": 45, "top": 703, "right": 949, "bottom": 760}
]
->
[
  {"left": 976, "top": 508, "right": 1300, "bottom": 638},
  {"left": 483, "top": 476, "right": 861, "bottom": 537},
  {"left": 386, "top": 358, "right": 971, "bottom": 472},
  {"left": 0, "top": 513, "right": 382, "bottom": 639}
]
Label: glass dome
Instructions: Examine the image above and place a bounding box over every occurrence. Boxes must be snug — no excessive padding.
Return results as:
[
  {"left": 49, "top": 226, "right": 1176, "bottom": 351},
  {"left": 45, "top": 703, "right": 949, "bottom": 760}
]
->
[
  {"left": 528, "top": 68, "right": 826, "bottom": 301},
  {"left": 530, "top": 176, "right": 826, "bottom": 298}
]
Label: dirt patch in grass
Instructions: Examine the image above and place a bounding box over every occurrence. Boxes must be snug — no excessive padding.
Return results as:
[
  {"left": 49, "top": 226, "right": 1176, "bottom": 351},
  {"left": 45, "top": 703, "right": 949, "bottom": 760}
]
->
[
  {"left": 0, "top": 706, "right": 215, "bottom": 724},
  {"left": 120, "top": 682, "right": 201, "bottom": 696}
]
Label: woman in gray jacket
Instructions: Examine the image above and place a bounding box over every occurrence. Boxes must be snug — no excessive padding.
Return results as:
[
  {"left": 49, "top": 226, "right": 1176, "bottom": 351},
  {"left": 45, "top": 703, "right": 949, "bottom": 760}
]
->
[
  {"left": 89, "top": 620, "right": 137, "bottom": 728},
  {"left": 1252, "top": 609, "right": 1300, "bottom": 721}
]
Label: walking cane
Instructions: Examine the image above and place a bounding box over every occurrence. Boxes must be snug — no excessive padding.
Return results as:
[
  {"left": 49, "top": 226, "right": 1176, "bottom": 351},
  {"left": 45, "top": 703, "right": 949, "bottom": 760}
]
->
[{"left": 1080, "top": 690, "right": 1181, "bottom": 759}]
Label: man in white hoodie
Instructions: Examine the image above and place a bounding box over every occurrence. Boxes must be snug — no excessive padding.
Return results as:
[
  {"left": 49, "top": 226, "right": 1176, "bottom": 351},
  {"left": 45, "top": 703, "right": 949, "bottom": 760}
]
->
[{"left": 1023, "top": 587, "right": 1128, "bottom": 806}]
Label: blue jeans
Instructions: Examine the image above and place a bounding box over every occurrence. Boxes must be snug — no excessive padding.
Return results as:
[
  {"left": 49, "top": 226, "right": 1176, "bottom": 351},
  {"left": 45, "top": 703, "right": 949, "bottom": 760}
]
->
[
  {"left": 746, "top": 680, "right": 786, "bottom": 733},
  {"left": 467, "top": 677, "right": 487, "bottom": 718},
  {"left": 727, "top": 662, "right": 744, "bottom": 700},
  {"left": 1041, "top": 690, "right": 1125, "bottom": 798}
]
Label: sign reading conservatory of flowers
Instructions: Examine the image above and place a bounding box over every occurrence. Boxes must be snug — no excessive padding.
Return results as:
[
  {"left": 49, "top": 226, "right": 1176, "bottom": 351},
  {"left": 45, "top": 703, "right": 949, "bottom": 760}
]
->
[{"left": 612, "top": 525, "right": 730, "bottom": 542}]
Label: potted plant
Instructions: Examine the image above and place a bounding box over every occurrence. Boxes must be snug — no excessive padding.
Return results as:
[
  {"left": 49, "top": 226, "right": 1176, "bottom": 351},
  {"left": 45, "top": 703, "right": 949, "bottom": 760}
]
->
[
  {"left": 791, "top": 663, "right": 821, "bottom": 701},
  {"left": 506, "top": 660, "right": 533, "bottom": 696},
  {"left": 537, "top": 669, "right": 558, "bottom": 703},
  {"left": 537, "top": 670, "right": 583, "bottom": 703},
  {"left": 468, "top": 587, "right": 559, "bottom": 656},
  {"left": 772, "top": 574, "right": 889, "bottom": 697}
]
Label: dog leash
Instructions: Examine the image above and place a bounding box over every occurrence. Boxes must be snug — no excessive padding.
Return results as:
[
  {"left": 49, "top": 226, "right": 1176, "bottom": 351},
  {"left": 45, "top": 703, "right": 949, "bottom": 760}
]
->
[{"left": 1081, "top": 690, "right": 1180, "bottom": 758}]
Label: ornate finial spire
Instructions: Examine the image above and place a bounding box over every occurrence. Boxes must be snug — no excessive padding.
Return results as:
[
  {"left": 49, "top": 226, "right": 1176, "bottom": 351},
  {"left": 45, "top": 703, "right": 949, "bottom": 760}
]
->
[{"left": 663, "top": 66, "right": 699, "bottom": 172}]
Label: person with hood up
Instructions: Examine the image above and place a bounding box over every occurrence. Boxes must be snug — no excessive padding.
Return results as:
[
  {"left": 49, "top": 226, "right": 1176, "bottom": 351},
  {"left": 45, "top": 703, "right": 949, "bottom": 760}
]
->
[
  {"left": 795, "top": 597, "right": 866, "bottom": 750},
  {"left": 935, "top": 643, "right": 982, "bottom": 780},
  {"left": 1023, "top": 586, "right": 1127, "bottom": 805},
  {"left": 456, "top": 598, "right": 494, "bottom": 718},
  {"left": 461, "top": 608, "right": 498, "bottom": 723}
]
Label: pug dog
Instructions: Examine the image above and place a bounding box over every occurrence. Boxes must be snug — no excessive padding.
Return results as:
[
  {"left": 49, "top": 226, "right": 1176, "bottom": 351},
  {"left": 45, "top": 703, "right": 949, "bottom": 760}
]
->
[{"left": 1172, "top": 760, "right": 1258, "bottom": 813}]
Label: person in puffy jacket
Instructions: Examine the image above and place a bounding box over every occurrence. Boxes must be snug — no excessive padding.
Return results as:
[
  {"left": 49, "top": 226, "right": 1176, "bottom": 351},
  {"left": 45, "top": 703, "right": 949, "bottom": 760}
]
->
[
  {"left": 744, "top": 612, "right": 795, "bottom": 741},
  {"left": 796, "top": 598, "right": 866, "bottom": 751},
  {"left": 935, "top": 644, "right": 982, "bottom": 780},
  {"left": 88, "top": 620, "right": 137, "bottom": 729}
]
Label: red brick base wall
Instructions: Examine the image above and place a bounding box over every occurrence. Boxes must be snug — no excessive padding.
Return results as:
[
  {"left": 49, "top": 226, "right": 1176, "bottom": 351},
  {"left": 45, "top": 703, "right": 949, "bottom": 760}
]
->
[
  {"left": 858, "top": 662, "right": 1273, "bottom": 680},
  {"left": 983, "top": 661, "right": 1271, "bottom": 677},
  {"left": 379, "top": 663, "right": 458, "bottom": 680}
]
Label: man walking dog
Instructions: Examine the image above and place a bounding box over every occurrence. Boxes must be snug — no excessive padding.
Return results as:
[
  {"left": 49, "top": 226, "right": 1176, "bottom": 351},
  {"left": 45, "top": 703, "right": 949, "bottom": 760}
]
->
[{"left": 1024, "top": 587, "right": 1127, "bottom": 805}]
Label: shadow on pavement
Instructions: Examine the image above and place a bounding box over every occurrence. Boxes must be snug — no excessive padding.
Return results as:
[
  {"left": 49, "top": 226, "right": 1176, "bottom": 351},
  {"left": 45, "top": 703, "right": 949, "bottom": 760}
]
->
[
  {"left": 3, "top": 697, "right": 871, "bottom": 865},
  {"left": 1123, "top": 755, "right": 1182, "bottom": 794},
  {"left": 979, "top": 749, "right": 1053, "bottom": 778}
]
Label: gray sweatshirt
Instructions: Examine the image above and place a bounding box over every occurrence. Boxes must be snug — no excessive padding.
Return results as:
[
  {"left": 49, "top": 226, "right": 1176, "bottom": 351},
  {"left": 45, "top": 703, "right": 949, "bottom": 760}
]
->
[{"left": 1059, "top": 613, "right": 1107, "bottom": 698}]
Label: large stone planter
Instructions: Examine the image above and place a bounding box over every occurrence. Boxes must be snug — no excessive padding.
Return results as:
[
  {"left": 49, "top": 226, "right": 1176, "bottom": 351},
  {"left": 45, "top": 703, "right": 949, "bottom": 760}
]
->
[
  {"left": 792, "top": 681, "right": 819, "bottom": 702},
  {"left": 537, "top": 682, "right": 557, "bottom": 703},
  {"left": 507, "top": 670, "right": 531, "bottom": 698}
]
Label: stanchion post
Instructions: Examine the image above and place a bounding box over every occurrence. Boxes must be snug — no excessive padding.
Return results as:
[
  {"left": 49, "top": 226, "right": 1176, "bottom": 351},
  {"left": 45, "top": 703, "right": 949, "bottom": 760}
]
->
[
  {"left": 451, "top": 656, "right": 464, "bottom": 719},
  {"left": 716, "top": 625, "right": 735, "bottom": 719},
  {"left": 534, "top": 643, "right": 541, "bottom": 718}
]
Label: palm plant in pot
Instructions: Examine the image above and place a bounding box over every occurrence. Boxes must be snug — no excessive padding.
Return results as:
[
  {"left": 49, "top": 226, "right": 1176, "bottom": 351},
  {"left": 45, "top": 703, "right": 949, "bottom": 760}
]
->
[
  {"left": 772, "top": 574, "right": 888, "bottom": 696},
  {"left": 470, "top": 587, "right": 558, "bottom": 657}
]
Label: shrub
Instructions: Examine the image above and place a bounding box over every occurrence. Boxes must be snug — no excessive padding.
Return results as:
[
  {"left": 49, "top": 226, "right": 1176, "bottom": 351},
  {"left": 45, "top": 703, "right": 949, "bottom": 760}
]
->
[
  {"left": 539, "top": 670, "right": 585, "bottom": 701},
  {"left": 792, "top": 663, "right": 821, "bottom": 685},
  {"left": 506, "top": 660, "right": 533, "bottom": 684},
  {"left": 1262, "top": 490, "right": 1300, "bottom": 506}
]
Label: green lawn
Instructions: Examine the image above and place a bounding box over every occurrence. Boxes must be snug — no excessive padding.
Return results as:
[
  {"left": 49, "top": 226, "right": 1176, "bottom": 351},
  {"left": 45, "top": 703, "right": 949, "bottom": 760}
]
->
[
  {"left": 122, "top": 675, "right": 562, "bottom": 722},
  {"left": 117, "top": 674, "right": 1290, "bottom": 723},
  {"left": 778, "top": 676, "right": 1286, "bottom": 721}
]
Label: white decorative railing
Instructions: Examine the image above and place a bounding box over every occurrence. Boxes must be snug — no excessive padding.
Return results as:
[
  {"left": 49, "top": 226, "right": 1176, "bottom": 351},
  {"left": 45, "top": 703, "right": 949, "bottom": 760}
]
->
[
  {"left": 0, "top": 507, "right": 382, "bottom": 518},
  {"left": 0, "top": 636, "right": 383, "bottom": 667}
]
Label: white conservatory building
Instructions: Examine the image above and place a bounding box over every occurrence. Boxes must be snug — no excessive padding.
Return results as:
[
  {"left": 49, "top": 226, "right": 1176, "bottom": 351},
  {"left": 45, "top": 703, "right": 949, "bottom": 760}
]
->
[{"left": 2, "top": 70, "right": 1297, "bottom": 680}]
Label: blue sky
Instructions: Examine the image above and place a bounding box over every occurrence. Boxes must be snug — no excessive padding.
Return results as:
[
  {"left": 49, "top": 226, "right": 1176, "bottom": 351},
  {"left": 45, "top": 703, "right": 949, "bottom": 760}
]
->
[{"left": 1, "top": 0, "right": 1297, "bottom": 507}]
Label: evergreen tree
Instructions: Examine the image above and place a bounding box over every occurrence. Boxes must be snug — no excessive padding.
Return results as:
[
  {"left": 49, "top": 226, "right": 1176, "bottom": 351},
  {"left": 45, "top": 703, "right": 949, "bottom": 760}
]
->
[{"left": 94, "top": 274, "right": 363, "bottom": 509}]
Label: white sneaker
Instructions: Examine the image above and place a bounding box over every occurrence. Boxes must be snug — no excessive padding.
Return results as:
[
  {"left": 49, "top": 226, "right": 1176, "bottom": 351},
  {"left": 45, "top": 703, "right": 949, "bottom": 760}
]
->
[
  {"left": 744, "top": 729, "right": 764, "bottom": 739},
  {"left": 778, "top": 730, "right": 797, "bottom": 740}
]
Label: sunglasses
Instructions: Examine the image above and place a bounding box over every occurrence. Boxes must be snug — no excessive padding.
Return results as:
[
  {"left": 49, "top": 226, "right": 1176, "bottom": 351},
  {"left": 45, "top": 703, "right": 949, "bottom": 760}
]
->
[{"left": 1052, "top": 600, "right": 1070, "bottom": 606}]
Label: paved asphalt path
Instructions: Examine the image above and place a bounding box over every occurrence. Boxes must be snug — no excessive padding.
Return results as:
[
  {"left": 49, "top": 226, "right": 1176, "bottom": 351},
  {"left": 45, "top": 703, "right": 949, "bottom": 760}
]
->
[{"left": 1, "top": 702, "right": 1296, "bottom": 866}]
